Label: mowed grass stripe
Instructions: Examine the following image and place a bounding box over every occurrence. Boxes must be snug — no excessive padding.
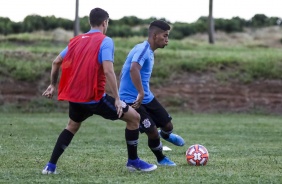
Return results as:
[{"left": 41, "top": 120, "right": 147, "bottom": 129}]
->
[{"left": 0, "top": 113, "right": 281, "bottom": 184}]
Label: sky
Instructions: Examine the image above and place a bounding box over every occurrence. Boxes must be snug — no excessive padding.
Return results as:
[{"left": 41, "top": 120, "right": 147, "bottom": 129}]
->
[{"left": 1, "top": 0, "right": 281, "bottom": 23}]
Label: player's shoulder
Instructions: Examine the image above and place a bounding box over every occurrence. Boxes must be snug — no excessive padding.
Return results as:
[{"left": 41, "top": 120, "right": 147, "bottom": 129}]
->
[
  {"left": 101, "top": 36, "right": 114, "bottom": 47},
  {"left": 134, "top": 41, "right": 150, "bottom": 52},
  {"left": 103, "top": 36, "right": 113, "bottom": 42},
  {"left": 137, "top": 40, "right": 149, "bottom": 47}
]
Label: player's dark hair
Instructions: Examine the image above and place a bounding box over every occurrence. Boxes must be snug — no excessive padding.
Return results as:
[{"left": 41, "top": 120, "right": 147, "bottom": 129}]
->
[
  {"left": 148, "top": 20, "right": 170, "bottom": 36},
  {"left": 149, "top": 20, "right": 170, "bottom": 31},
  {"left": 89, "top": 8, "right": 109, "bottom": 27}
]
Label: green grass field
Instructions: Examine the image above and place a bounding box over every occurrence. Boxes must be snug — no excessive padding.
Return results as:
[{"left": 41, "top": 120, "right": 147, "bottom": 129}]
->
[{"left": 0, "top": 113, "right": 281, "bottom": 184}]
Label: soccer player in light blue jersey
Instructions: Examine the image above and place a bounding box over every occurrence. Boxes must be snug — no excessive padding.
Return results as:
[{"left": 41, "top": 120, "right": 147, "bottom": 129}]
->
[{"left": 119, "top": 20, "right": 185, "bottom": 166}]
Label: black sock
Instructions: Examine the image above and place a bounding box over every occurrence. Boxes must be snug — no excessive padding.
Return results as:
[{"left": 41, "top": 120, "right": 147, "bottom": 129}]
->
[
  {"left": 49, "top": 129, "right": 74, "bottom": 164},
  {"left": 149, "top": 138, "right": 165, "bottom": 161},
  {"left": 125, "top": 128, "right": 139, "bottom": 160}
]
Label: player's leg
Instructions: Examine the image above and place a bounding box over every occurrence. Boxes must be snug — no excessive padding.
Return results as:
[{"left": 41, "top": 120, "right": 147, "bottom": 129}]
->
[
  {"left": 137, "top": 106, "right": 165, "bottom": 161},
  {"left": 159, "top": 122, "right": 185, "bottom": 146},
  {"left": 42, "top": 102, "right": 90, "bottom": 174},
  {"left": 121, "top": 106, "right": 156, "bottom": 172},
  {"left": 137, "top": 104, "right": 176, "bottom": 166},
  {"left": 147, "top": 98, "right": 185, "bottom": 147},
  {"left": 96, "top": 95, "right": 157, "bottom": 172}
]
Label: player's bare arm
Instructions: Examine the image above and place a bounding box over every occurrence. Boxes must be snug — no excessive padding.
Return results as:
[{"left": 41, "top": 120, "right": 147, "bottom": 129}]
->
[
  {"left": 42, "top": 55, "right": 63, "bottom": 99},
  {"left": 130, "top": 62, "right": 144, "bottom": 109},
  {"left": 102, "top": 61, "right": 123, "bottom": 118}
]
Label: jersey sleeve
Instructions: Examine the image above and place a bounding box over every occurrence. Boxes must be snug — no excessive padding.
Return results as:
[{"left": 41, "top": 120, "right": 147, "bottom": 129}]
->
[
  {"left": 99, "top": 37, "right": 114, "bottom": 64},
  {"left": 59, "top": 46, "right": 68, "bottom": 58},
  {"left": 131, "top": 46, "right": 148, "bottom": 67}
]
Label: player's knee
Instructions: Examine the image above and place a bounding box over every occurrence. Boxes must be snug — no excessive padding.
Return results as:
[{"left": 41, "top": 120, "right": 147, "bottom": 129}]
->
[
  {"left": 129, "top": 107, "right": 140, "bottom": 123},
  {"left": 132, "top": 110, "right": 140, "bottom": 126},
  {"left": 66, "top": 119, "right": 81, "bottom": 134},
  {"left": 123, "top": 108, "right": 140, "bottom": 128},
  {"left": 135, "top": 111, "right": 140, "bottom": 122},
  {"left": 146, "top": 129, "right": 159, "bottom": 139},
  {"left": 162, "top": 122, "right": 173, "bottom": 132}
]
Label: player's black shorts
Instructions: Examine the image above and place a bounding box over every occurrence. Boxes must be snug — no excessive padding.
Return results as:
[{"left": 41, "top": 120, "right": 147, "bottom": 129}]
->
[
  {"left": 128, "top": 98, "right": 172, "bottom": 133},
  {"left": 69, "top": 94, "right": 129, "bottom": 123}
]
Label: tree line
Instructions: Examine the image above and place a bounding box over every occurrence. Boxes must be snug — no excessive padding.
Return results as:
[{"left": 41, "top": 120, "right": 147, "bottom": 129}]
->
[{"left": 0, "top": 14, "right": 280, "bottom": 39}]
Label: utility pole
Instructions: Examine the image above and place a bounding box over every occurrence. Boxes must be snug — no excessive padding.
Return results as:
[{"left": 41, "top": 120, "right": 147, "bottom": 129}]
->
[
  {"left": 74, "top": 0, "right": 80, "bottom": 36},
  {"left": 208, "top": 0, "right": 215, "bottom": 44}
]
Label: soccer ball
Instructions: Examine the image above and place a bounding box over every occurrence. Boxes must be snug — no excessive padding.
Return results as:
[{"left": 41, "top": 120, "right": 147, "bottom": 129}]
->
[{"left": 186, "top": 144, "right": 209, "bottom": 166}]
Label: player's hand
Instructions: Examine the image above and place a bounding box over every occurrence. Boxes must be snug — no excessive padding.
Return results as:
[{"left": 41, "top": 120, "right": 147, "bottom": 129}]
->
[
  {"left": 132, "top": 93, "right": 144, "bottom": 109},
  {"left": 115, "top": 99, "right": 125, "bottom": 118},
  {"left": 42, "top": 85, "right": 56, "bottom": 99}
]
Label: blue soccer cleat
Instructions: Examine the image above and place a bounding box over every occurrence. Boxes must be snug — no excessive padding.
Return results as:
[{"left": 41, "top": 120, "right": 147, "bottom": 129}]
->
[
  {"left": 158, "top": 130, "right": 185, "bottom": 146},
  {"left": 126, "top": 158, "right": 157, "bottom": 172},
  {"left": 157, "top": 157, "right": 176, "bottom": 166},
  {"left": 42, "top": 162, "right": 57, "bottom": 174}
]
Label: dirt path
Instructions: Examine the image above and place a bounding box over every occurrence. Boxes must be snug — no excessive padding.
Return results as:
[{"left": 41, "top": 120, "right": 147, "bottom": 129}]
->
[
  {"left": 153, "top": 73, "right": 282, "bottom": 114},
  {"left": 1, "top": 73, "right": 282, "bottom": 114}
]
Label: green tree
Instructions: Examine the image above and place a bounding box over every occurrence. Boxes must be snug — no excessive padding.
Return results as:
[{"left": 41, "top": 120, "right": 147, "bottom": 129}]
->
[
  {"left": 22, "top": 15, "right": 46, "bottom": 32},
  {"left": 251, "top": 14, "right": 268, "bottom": 27},
  {"left": 0, "top": 17, "right": 13, "bottom": 35}
]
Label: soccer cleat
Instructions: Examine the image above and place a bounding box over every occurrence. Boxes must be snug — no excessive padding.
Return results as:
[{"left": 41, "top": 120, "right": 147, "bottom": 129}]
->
[
  {"left": 42, "top": 162, "right": 57, "bottom": 174},
  {"left": 158, "top": 130, "right": 185, "bottom": 146},
  {"left": 126, "top": 158, "right": 157, "bottom": 172},
  {"left": 157, "top": 157, "right": 176, "bottom": 166}
]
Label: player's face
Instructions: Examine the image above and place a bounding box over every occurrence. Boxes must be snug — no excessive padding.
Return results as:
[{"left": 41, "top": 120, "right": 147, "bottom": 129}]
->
[{"left": 155, "top": 30, "right": 169, "bottom": 48}]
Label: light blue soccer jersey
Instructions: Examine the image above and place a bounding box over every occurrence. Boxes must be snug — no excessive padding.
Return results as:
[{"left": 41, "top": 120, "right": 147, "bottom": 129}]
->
[{"left": 119, "top": 40, "right": 154, "bottom": 104}]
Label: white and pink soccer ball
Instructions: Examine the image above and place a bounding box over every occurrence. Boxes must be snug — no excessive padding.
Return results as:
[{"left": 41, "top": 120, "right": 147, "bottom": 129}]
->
[{"left": 186, "top": 144, "right": 209, "bottom": 166}]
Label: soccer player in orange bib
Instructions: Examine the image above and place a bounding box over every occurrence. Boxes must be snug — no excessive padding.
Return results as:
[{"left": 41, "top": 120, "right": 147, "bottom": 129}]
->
[{"left": 42, "top": 7, "right": 157, "bottom": 174}]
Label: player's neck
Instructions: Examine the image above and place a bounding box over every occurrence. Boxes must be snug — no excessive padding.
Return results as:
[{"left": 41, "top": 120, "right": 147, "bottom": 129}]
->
[
  {"left": 90, "top": 26, "right": 104, "bottom": 34},
  {"left": 147, "top": 39, "right": 157, "bottom": 51}
]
